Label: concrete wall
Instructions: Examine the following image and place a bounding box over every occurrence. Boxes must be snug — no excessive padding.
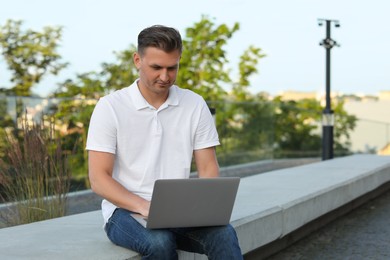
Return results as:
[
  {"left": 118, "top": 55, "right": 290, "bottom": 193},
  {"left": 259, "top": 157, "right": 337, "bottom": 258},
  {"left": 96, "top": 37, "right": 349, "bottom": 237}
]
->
[
  {"left": 0, "top": 157, "right": 319, "bottom": 228},
  {"left": 0, "top": 154, "right": 389, "bottom": 259}
]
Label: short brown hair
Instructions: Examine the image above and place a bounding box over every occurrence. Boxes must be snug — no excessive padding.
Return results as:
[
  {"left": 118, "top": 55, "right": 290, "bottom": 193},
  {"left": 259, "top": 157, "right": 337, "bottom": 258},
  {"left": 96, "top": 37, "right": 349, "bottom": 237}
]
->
[{"left": 137, "top": 25, "right": 182, "bottom": 56}]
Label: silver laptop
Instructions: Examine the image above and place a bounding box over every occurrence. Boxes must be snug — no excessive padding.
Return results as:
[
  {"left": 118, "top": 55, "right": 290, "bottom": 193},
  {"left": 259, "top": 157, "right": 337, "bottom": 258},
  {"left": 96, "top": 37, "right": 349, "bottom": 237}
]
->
[{"left": 131, "top": 177, "right": 240, "bottom": 229}]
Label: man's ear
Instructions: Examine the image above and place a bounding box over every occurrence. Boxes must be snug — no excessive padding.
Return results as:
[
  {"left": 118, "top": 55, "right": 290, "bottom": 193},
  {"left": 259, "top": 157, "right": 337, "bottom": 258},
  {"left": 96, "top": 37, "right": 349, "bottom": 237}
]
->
[{"left": 133, "top": 52, "right": 141, "bottom": 69}]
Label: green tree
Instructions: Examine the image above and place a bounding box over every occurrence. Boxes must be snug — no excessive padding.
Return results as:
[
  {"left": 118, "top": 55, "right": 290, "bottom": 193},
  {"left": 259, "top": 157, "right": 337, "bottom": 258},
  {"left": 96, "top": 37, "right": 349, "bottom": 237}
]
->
[
  {"left": 332, "top": 100, "right": 357, "bottom": 154},
  {"left": 272, "top": 97, "right": 357, "bottom": 157},
  {"left": 177, "top": 15, "right": 239, "bottom": 101},
  {"left": 215, "top": 45, "right": 268, "bottom": 164},
  {"left": 52, "top": 16, "right": 267, "bottom": 170},
  {"left": 273, "top": 97, "right": 322, "bottom": 157},
  {"left": 232, "top": 46, "right": 266, "bottom": 102},
  {"left": 54, "top": 44, "right": 138, "bottom": 99},
  {"left": 173, "top": 16, "right": 267, "bottom": 165},
  {"left": 0, "top": 20, "right": 67, "bottom": 96},
  {"left": 100, "top": 44, "right": 139, "bottom": 92},
  {"left": 51, "top": 45, "right": 139, "bottom": 178},
  {"left": 215, "top": 99, "right": 274, "bottom": 166}
]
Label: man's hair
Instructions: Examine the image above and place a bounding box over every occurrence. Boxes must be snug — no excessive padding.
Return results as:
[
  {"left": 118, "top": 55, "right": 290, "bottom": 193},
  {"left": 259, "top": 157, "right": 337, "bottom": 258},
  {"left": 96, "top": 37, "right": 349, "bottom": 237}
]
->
[{"left": 137, "top": 25, "right": 182, "bottom": 56}]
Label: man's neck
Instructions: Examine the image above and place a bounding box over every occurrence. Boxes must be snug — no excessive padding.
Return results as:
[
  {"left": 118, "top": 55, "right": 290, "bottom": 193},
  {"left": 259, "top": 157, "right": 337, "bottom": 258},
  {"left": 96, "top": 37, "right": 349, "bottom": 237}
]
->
[{"left": 137, "top": 82, "right": 169, "bottom": 109}]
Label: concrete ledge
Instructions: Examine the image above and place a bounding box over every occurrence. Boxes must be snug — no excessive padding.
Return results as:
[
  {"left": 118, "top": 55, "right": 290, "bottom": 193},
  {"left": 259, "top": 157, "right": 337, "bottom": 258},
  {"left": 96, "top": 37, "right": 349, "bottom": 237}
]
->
[
  {"left": 0, "top": 154, "right": 389, "bottom": 259},
  {"left": 0, "top": 157, "right": 318, "bottom": 228},
  {"left": 231, "top": 154, "right": 390, "bottom": 254}
]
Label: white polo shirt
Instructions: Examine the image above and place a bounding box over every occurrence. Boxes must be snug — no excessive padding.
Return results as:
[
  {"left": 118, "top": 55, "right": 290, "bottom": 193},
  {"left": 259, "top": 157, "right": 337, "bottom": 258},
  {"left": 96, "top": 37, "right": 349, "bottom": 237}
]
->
[{"left": 86, "top": 80, "right": 220, "bottom": 223}]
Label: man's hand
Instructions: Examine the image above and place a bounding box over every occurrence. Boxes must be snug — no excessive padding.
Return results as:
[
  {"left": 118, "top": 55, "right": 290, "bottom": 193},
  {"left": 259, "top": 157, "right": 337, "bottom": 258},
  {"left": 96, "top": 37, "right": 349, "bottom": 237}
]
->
[{"left": 138, "top": 199, "right": 151, "bottom": 217}]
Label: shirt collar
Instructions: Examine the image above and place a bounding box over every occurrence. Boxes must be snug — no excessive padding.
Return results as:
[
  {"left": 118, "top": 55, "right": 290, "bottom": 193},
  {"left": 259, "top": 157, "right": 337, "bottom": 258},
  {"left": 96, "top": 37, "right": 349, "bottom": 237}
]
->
[{"left": 129, "top": 79, "right": 179, "bottom": 110}]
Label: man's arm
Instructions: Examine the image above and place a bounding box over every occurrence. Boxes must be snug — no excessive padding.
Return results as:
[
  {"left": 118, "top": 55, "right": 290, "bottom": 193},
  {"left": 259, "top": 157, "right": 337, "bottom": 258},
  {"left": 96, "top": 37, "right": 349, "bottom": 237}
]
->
[
  {"left": 193, "top": 147, "right": 220, "bottom": 178},
  {"left": 88, "top": 150, "right": 150, "bottom": 216}
]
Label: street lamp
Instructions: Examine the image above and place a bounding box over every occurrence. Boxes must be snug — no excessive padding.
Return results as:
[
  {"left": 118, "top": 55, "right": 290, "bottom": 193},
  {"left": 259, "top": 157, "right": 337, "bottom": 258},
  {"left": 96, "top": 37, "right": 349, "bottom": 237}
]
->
[{"left": 318, "top": 18, "right": 340, "bottom": 160}]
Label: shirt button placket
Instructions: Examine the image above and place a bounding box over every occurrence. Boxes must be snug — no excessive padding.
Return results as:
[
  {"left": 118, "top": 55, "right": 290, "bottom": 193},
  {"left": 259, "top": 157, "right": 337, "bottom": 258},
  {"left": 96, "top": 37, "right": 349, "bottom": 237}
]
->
[{"left": 154, "top": 111, "right": 162, "bottom": 136}]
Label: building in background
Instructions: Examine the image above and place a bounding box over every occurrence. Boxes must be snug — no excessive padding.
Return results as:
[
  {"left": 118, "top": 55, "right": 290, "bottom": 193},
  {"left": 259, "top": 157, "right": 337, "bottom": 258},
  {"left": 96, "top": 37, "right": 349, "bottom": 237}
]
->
[
  {"left": 344, "top": 98, "right": 390, "bottom": 154},
  {"left": 276, "top": 90, "right": 390, "bottom": 154}
]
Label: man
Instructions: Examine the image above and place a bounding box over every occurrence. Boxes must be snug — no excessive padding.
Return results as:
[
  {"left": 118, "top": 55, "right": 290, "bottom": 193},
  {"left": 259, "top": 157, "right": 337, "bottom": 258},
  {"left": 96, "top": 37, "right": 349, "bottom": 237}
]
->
[{"left": 87, "top": 25, "right": 243, "bottom": 259}]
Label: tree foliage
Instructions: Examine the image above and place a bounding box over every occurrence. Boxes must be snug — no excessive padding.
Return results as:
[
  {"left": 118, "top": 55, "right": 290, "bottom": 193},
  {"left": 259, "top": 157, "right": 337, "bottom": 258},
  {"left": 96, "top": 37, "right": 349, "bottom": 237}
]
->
[
  {"left": 0, "top": 17, "right": 359, "bottom": 182},
  {"left": 0, "top": 20, "right": 68, "bottom": 96},
  {"left": 273, "top": 97, "right": 322, "bottom": 156},
  {"left": 272, "top": 97, "right": 357, "bottom": 157},
  {"left": 232, "top": 46, "right": 266, "bottom": 102},
  {"left": 177, "top": 16, "right": 239, "bottom": 101},
  {"left": 50, "top": 45, "right": 139, "bottom": 178},
  {"left": 54, "top": 44, "right": 138, "bottom": 99},
  {"left": 332, "top": 100, "right": 357, "bottom": 153}
]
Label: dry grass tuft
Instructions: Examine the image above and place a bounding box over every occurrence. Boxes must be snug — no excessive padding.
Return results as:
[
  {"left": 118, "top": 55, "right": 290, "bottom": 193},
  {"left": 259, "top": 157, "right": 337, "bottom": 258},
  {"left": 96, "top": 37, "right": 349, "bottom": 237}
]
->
[{"left": 0, "top": 115, "right": 71, "bottom": 226}]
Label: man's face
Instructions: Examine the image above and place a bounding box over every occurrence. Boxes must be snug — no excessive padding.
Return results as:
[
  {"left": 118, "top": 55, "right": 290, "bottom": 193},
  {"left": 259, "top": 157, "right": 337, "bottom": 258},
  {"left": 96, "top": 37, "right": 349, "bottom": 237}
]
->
[{"left": 133, "top": 47, "right": 180, "bottom": 97}]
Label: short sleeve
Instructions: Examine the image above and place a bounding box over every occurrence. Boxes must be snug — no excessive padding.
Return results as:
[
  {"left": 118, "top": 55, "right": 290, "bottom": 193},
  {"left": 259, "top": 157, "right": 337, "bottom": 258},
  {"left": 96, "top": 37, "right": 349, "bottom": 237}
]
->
[
  {"left": 86, "top": 98, "right": 117, "bottom": 154},
  {"left": 193, "top": 100, "right": 220, "bottom": 150}
]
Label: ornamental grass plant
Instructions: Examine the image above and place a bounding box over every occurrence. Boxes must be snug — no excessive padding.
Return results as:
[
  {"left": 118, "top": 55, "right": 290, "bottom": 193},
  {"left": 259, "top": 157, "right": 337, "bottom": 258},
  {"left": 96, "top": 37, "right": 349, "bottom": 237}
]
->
[{"left": 0, "top": 115, "right": 71, "bottom": 227}]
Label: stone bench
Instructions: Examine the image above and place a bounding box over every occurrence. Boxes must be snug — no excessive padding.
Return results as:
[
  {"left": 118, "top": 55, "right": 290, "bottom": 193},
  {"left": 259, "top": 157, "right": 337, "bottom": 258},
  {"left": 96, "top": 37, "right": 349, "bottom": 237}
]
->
[{"left": 1, "top": 154, "right": 389, "bottom": 259}]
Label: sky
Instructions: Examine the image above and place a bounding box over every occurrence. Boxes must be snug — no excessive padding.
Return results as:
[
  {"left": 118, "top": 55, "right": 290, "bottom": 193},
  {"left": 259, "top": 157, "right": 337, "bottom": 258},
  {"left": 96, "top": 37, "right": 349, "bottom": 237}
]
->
[{"left": 1, "top": 0, "right": 389, "bottom": 97}]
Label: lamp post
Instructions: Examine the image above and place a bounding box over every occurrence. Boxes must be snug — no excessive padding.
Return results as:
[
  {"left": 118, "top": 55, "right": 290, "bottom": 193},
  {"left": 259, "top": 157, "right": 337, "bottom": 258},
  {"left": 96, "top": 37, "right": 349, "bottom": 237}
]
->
[{"left": 318, "top": 18, "right": 340, "bottom": 160}]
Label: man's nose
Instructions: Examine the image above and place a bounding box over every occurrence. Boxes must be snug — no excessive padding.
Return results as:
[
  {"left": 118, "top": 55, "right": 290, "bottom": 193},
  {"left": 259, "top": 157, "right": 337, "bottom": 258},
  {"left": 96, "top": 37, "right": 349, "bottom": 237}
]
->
[{"left": 160, "top": 69, "right": 169, "bottom": 81}]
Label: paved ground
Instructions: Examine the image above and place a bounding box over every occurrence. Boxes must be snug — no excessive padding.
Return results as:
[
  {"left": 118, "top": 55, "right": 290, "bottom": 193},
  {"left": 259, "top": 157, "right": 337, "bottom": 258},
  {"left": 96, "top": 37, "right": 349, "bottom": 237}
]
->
[{"left": 266, "top": 188, "right": 390, "bottom": 260}]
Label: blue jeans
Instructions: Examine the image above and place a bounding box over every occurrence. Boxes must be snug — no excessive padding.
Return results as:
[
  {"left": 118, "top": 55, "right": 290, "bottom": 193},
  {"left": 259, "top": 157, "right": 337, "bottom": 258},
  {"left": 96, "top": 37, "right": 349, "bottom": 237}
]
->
[{"left": 105, "top": 208, "right": 243, "bottom": 260}]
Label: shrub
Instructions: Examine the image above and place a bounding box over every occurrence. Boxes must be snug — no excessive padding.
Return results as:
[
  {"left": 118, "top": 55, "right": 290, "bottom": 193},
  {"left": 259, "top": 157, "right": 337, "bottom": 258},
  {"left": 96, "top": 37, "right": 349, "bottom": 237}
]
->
[{"left": 0, "top": 115, "right": 71, "bottom": 226}]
